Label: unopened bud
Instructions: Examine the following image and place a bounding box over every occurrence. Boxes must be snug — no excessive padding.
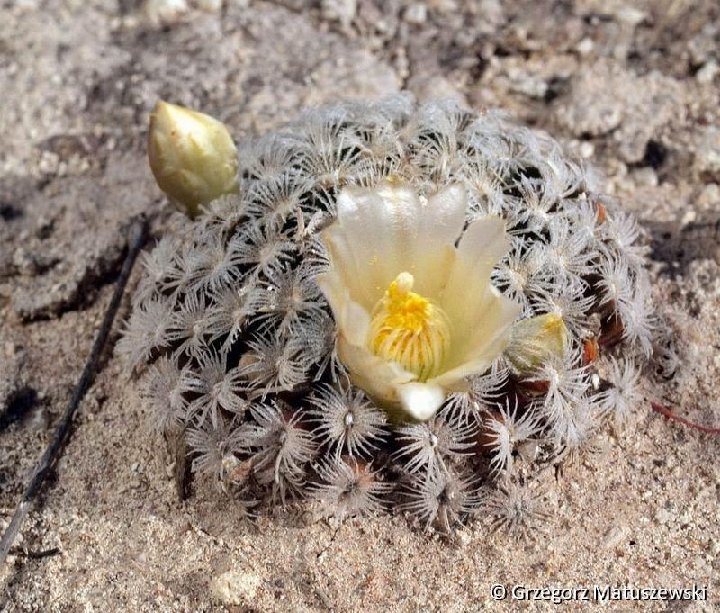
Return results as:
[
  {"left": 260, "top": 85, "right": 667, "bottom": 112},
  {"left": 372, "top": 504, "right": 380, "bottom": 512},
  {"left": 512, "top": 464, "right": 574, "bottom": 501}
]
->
[
  {"left": 505, "top": 312, "right": 568, "bottom": 374},
  {"left": 148, "top": 101, "right": 239, "bottom": 218}
]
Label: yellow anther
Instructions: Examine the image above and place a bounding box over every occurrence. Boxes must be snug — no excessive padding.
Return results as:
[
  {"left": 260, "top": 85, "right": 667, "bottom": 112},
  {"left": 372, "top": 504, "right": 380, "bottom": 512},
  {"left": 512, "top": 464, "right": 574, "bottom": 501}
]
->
[{"left": 368, "top": 272, "right": 450, "bottom": 381}]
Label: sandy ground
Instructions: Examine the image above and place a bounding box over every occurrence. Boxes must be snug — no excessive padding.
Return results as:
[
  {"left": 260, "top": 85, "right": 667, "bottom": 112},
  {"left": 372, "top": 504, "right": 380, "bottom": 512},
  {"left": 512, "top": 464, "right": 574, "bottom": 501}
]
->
[{"left": 1, "top": 0, "right": 719, "bottom": 610}]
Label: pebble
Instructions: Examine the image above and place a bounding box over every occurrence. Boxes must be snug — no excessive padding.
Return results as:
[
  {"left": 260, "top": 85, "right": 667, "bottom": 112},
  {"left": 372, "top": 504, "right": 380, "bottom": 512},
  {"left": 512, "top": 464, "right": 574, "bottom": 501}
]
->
[
  {"left": 404, "top": 3, "right": 428, "bottom": 25},
  {"left": 321, "top": 0, "right": 356, "bottom": 27},
  {"left": 579, "top": 141, "right": 595, "bottom": 159},
  {"left": 681, "top": 209, "right": 697, "bottom": 225},
  {"left": 616, "top": 6, "right": 646, "bottom": 25},
  {"left": 693, "top": 127, "right": 720, "bottom": 180},
  {"left": 508, "top": 70, "right": 548, "bottom": 99},
  {"left": 602, "top": 525, "right": 627, "bottom": 549},
  {"left": 12, "top": 248, "right": 34, "bottom": 274},
  {"left": 634, "top": 167, "right": 658, "bottom": 187},
  {"left": 697, "top": 60, "right": 718, "bottom": 84},
  {"left": 37, "top": 151, "right": 60, "bottom": 175},
  {"left": 14, "top": 0, "right": 39, "bottom": 10},
  {"left": 697, "top": 183, "right": 719, "bottom": 207},
  {"left": 145, "top": 0, "right": 189, "bottom": 25},
  {"left": 654, "top": 508, "right": 672, "bottom": 525},
  {"left": 211, "top": 570, "right": 262, "bottom": 606},
  {"left": 428, "top": 0, "right": 458, "bottom": 13},
  {"left": 577, "top": 38, "right": 594, "bottom": 55}
]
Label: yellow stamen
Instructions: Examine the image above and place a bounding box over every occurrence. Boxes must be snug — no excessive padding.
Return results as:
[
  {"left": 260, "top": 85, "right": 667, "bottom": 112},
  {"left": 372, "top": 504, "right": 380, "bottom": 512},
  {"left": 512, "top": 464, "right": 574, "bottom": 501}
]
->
[{"left": 368, "top": 272, "right": 450, "bottom": 381}]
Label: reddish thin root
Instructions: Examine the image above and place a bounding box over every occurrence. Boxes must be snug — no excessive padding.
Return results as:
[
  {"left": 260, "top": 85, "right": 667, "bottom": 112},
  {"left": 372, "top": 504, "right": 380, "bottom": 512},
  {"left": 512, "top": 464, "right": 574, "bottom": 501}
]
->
[{"left": 650, "top": 401, "right": 720, "bottom": 435}]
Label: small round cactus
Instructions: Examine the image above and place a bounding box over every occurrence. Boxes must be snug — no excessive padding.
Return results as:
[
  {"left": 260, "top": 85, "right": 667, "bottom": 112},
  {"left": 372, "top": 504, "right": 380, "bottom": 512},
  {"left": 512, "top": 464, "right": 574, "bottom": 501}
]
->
[{"left": 120, "top": 96, "right": 654, "bottom": 534}]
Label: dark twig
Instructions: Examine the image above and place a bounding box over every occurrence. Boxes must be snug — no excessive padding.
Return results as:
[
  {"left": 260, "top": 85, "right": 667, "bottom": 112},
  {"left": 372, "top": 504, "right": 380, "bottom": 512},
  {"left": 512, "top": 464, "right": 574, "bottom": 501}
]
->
[
  {"left": 650, "top": 400, "right": 720, "bottom": 435},
  {"left": 10, "top": 546, "right": 61, "bottom": 560},
  {"left": 0, "top": 217, "right": 148, "bottom": 565}
]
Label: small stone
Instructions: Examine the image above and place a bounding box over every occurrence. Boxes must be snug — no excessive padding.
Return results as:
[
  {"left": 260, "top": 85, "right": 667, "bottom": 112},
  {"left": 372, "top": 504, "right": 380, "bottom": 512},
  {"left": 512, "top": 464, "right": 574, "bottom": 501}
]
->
[
  {"left": 428, "top": 0, "right": 457, "bottom": 13},
  {"left": 517, "top": 440, "right": 538, "bottom": 463},
  {"left": 14, "top": 248, "right": 48, "bottom": 277},
  {"left": 602, "top": 526, "right": 627, "bottom": 549},
  {"left": 37, "top": 150, "right": 60, "bottom": 175},
  {"left": 634, "top": 167, "right": 657, "bottom": 187},
  {"left": 211, "top": 571, "right": 262, "bottom": 606},
  {"left": 681, "top": 209, "right": 697, "bottom": 225},
  {"left": 508, "top": 70, "right": 548, "bottom": 99},
  {"left": 14, "top": 0, "right": 39, "bottom": 11},
  {"left": 688, "top": 27, "right": 717, "bottom": 66},
  {"left": 654, "top": 508, "right": 672, "bottom": 525},
  {"left": 404, "top": 2, "right": 427, "bottom": 25},
  {"left": 577, "top": 38, "right": 594, "bottom": 55},
  {"left": 145, "top": 0, "right": 189, "bottom": 25},
  {"left": 616, "top": 6, "right": 646, "bottom": 25},
  {"left": 697, "top": 60, "right": 718, "bottom": 84},
  {"left": 697, "top": 184, "right": 719, "bottom": 207},
  {"left": 693, "top": 126, "right": 720, "bottom": 181},
  {"left": 579, "top": 141, "right": 595, "bottom": 159},
  {"left": 321, "top": 0, "right": 356, "bottom": 27}
]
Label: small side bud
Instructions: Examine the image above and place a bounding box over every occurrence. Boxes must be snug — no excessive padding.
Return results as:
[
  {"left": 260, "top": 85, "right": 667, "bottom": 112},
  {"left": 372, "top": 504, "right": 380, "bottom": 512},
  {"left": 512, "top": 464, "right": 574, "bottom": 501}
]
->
[
  {"left": 504, "top": 313, "right": 568, "bottom": 374},
  {"left": 148, "top": 101, "right": 239, "bottom": 218}
]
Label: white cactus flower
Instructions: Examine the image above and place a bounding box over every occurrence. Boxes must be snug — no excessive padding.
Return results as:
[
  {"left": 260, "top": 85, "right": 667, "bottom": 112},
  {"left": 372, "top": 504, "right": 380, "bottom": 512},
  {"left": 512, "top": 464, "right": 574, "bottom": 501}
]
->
[{"left": 316, "top": 179, "right": 522, "bottom": 422}]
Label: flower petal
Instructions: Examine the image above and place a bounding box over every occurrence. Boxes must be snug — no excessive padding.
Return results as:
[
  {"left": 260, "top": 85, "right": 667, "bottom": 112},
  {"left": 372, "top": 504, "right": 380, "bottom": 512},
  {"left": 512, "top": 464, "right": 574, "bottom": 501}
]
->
[
  {"left": 436, "top": 288, "right": 521, "bottom": 386},
  {"left": 439, "top": 215, "right": 520, "bottom": 373},
  {"left": 320, "top": 180, "right": 466, "bottom": 308},
  {"left": 315, "top": 274, "right": 371, "bottom": 347},
  {"left": 440, "top": 215, "right": 510, "bottom": 318},
  {"left": 337, "top": 332, "right": 416, "bottom": 403},
  {"left": 396, "top": 382, "right": 446, "bottom": 421}
]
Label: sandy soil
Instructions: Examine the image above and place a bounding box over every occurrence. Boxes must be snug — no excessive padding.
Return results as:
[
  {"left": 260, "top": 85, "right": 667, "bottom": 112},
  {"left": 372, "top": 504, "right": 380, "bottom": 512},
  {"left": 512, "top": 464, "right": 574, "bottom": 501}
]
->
[{"left": 1, "top": 0, "right": 718, "bottom": 610}]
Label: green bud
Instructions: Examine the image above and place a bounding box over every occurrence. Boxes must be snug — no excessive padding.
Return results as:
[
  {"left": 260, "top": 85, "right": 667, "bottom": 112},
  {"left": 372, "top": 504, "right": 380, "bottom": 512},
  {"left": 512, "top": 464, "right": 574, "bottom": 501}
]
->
[
  {"left": 148, "top": 101, "right": 239, "bottom": 218},
  {"left": 504, "top": 312, "right": 568, "bottom": 374}
]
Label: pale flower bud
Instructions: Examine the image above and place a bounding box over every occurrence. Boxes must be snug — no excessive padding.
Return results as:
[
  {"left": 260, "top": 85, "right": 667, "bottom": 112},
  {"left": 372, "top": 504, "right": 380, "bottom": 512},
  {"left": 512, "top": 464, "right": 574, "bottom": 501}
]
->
[
  {"left": 148, "top": 101, "right": 239, "bottom": 218},
  {"left": 504, "top": 313, "right": 568, "bottom": 374}
]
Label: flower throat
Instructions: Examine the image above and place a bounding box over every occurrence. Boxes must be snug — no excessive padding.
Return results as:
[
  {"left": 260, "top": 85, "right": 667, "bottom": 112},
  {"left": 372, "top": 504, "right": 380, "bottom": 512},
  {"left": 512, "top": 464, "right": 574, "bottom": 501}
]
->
[{"left": 368, "top": 272, "right": 450, "bottom": 381}]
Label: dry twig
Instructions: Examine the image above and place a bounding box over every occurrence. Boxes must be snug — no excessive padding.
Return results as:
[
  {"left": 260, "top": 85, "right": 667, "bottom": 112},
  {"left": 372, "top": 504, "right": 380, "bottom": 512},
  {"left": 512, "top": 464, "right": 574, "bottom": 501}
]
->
[{"left": 0, "top": 217, "right": 148, "bottom": 564}]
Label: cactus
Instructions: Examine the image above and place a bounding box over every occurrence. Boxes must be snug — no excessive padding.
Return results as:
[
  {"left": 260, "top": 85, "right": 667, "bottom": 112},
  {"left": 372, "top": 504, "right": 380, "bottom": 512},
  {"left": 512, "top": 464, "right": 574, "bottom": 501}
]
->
[{"left": 120, "top": 96, "right": 654, "bottom": 534}]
